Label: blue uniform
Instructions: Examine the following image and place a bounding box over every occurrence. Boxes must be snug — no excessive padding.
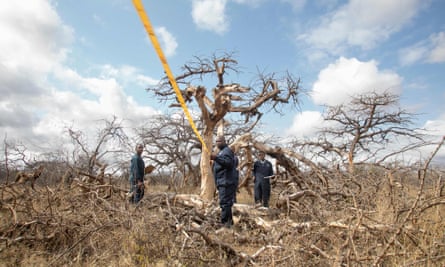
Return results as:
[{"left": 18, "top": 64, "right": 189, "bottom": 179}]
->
[
  {"left": 253, "top": 159, "right": 273, "bottom": 207},
  {"left": 213, "top": 144, "right": 236, "bottom": 226},
  {"left": 129, "top": 154, "right": 145, "bottom": 203}
]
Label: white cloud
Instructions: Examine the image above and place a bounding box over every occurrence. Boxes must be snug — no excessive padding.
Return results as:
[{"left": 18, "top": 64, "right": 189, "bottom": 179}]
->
[
  {"left": 29, "top": 66, "right": 161, "bottom": 148},
  {"left": 299, "top": 0, "right": 425, "bottom": 54},
  {"left": 427, "top": 32, "right": 445, "bottom": 63},
  {"left": 311, "top": 57, "right": 402, "bottom": 106},
  {"left": 155, "top": 27, "right": 178, "bottom": 57},
  {"left": 0, "top": 0, "right": 73, "bottom": 102},
  {"left": 0, "top": 1, "right": 160, "bottom": 149},
  {"left": 421, "top": 116, "right": 445, "bottom": 161},
  {"left": 136, "top": 74, "right": 159, "bottom": 87},
  {"left": 399, "top": 44, "right": 429, "bottom": 66},
  {"left": 399, "top": 31, "right": 445, "bottom": 65},
  {"left": 191, "top": 0, "right": 270, "bottom": 34},
  {"left": 0, "top": 101, "right": 36, "bottom": 129},
  {"left": 285, "top": 111, "right": 324, "bottom": 138},
  {"left": 0, "top": 0, "right": 72, "bottom": 143},
  {"left": 97, "top": 64, "right": 159, "bottom": 88},
  {"left": 53, "top": 66, "right": 160, "bottom": 120},
  {"left": 0, "top": 0, "right": 73, "bottom": 78},
  {"left": 424, "top": 116, "right": 445, "bottom": 137},
  {"left": 192, "top": 0, "right": 228, "bottom": 34}
]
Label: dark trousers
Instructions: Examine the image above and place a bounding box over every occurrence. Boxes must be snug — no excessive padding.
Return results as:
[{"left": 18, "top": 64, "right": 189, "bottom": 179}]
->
[
  {"left": 218, "top": 184, "right": 236, "bottom": 226},
  {"left": 130, "top": 179, "right": 144, "bottom": 203},
  {"left": 254, "top": 177, "right": 270, "bottom": 207},
  {"left": 233, "top": 179, "right": 239, "bottom": 203}
]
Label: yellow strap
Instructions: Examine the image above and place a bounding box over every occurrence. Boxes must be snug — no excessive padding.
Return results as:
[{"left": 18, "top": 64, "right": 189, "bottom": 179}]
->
[{"left": 132, "top": 0, "right": 209, "bottom": 153}]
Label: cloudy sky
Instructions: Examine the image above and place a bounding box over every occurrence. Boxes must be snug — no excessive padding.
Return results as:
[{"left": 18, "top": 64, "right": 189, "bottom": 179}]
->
[{"left": 1, "top": 0, "right": 444, "bottom": 159}]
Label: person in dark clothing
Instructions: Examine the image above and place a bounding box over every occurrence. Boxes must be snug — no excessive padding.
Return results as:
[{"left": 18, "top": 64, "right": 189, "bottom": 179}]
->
[
  {"left": 253, "top": 151, "right": 274, "bottom": 207},
  {"left": 210, "top": 136, "right": 236, "bottom": 228},
  {"left": 129, "top": 144, "right": 145, "bottom": 203}
]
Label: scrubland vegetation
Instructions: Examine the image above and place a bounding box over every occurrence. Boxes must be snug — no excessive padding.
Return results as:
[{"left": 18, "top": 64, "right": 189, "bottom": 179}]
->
[{"left": 1, "top": 151, "right": 444, "bottom": 266}]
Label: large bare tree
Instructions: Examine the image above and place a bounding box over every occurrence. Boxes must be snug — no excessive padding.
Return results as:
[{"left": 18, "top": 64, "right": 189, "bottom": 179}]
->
[
  {"left": 67, "top": 116, "right": 129, "bottom": 175},
  {"left": 296, "top": 91, "right": 425, "bottom": 173},
  {"left": 135, "top": 114, "right": 202, "bottom": 186},
  {"left": 135, "top": 113, "right": 257, "bottom": 188},
  {"left": 148, "top": 53, "right": 302, "bottom": 200}
]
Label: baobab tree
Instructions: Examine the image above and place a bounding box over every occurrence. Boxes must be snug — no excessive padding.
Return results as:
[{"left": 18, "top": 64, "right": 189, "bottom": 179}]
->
[
  {"left": 147, "top": 53, "right": 302, "bottom": 200},
  {"left": 135, "top": 113, "right": 259, "bottom": 188}
]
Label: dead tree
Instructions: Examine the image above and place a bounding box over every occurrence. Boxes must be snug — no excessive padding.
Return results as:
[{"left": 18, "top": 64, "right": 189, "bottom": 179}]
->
[
  {"left": 135, "top": 114, "right": 202, "bottom": 187},
  {"left": 1, "top": 139, "right": 42, "bottom": 185},
  {"left": 67, "top": 116, "right": 129, "bottom": 176},
  {"left": 134, "top": 113, "right": 255, "bottom": 190},
  {"left": 301, "top": 91, "right": 425, "bottom": 174},
  {"left": 147, "top": 53, "right": 302, "bottom": 200}
]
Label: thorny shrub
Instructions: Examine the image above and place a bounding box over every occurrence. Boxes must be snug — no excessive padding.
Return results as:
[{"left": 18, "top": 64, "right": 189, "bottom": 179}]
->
[{"left": 0, "top": 162, "right": 444, "bottom": 266}]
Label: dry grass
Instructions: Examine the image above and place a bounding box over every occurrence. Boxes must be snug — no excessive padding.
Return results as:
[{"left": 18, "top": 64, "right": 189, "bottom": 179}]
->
[{"left": 1, "top": 167, "right": 444, "bottom": 267}]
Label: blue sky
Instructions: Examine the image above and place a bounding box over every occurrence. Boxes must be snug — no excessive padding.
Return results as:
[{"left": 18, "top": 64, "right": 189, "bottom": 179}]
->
[{"left": 0, "top": 0, "right": 444, "bottom": 159}]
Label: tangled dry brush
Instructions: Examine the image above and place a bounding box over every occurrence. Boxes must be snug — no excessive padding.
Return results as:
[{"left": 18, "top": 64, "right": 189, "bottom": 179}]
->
[{"left": 1, "top": 155, "right": 445, "bottom": 267}]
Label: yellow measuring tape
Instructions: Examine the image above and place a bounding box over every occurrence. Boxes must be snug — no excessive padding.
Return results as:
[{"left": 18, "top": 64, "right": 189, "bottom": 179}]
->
[{"left": 132, "top": 0, "right": 209, "bottom": 153}]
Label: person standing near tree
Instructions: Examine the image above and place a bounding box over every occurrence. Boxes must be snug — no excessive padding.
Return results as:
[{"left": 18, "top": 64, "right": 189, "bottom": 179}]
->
[
  {"left": 253, "top": 151, "right": 274, "bottom": 208},
  {"left": 210, "top": 136, "right": 236, "bottom": 228},
  {"left": 129, "top": 144, "right": 145, "bottom": 204}
]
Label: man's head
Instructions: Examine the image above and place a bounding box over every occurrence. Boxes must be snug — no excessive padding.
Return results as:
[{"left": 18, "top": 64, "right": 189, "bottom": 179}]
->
[
  {"left": 215, "top": 136, "right": 226, "bottom": 150},
  {"left": 258, "top": 151, "right": 265, "bottom": 160},
  {"left": 135, "top": 144, "right": 144, "bottom": 155}
]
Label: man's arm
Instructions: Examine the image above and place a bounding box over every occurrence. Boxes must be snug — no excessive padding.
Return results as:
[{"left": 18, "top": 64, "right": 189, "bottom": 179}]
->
[
  {"left": 269, "top": 161, "right": 274, "bottom": 176},
  {"left": 131, "top": 157, "right": 138, "bottom": 181},
  {"left": 214, "top": 148, "right": 234, "bottom": 168},
  {"left": 135, "top": 158, "right": 144, "bottom": 184},
  {"left": 252, "top": 161, "right": 257, "bottom": 177}
]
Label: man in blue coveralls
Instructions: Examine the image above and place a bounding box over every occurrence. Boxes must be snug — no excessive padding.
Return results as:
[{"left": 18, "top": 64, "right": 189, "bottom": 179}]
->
[
  {"left": 210, "top": 136, "right": 237, "bottom": 228},
  {"left": 253, "top": 151, "right": 274, "bottom": 208},
  {"left": 129, "top": 144, "right": 145, "bottom": 204}
]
